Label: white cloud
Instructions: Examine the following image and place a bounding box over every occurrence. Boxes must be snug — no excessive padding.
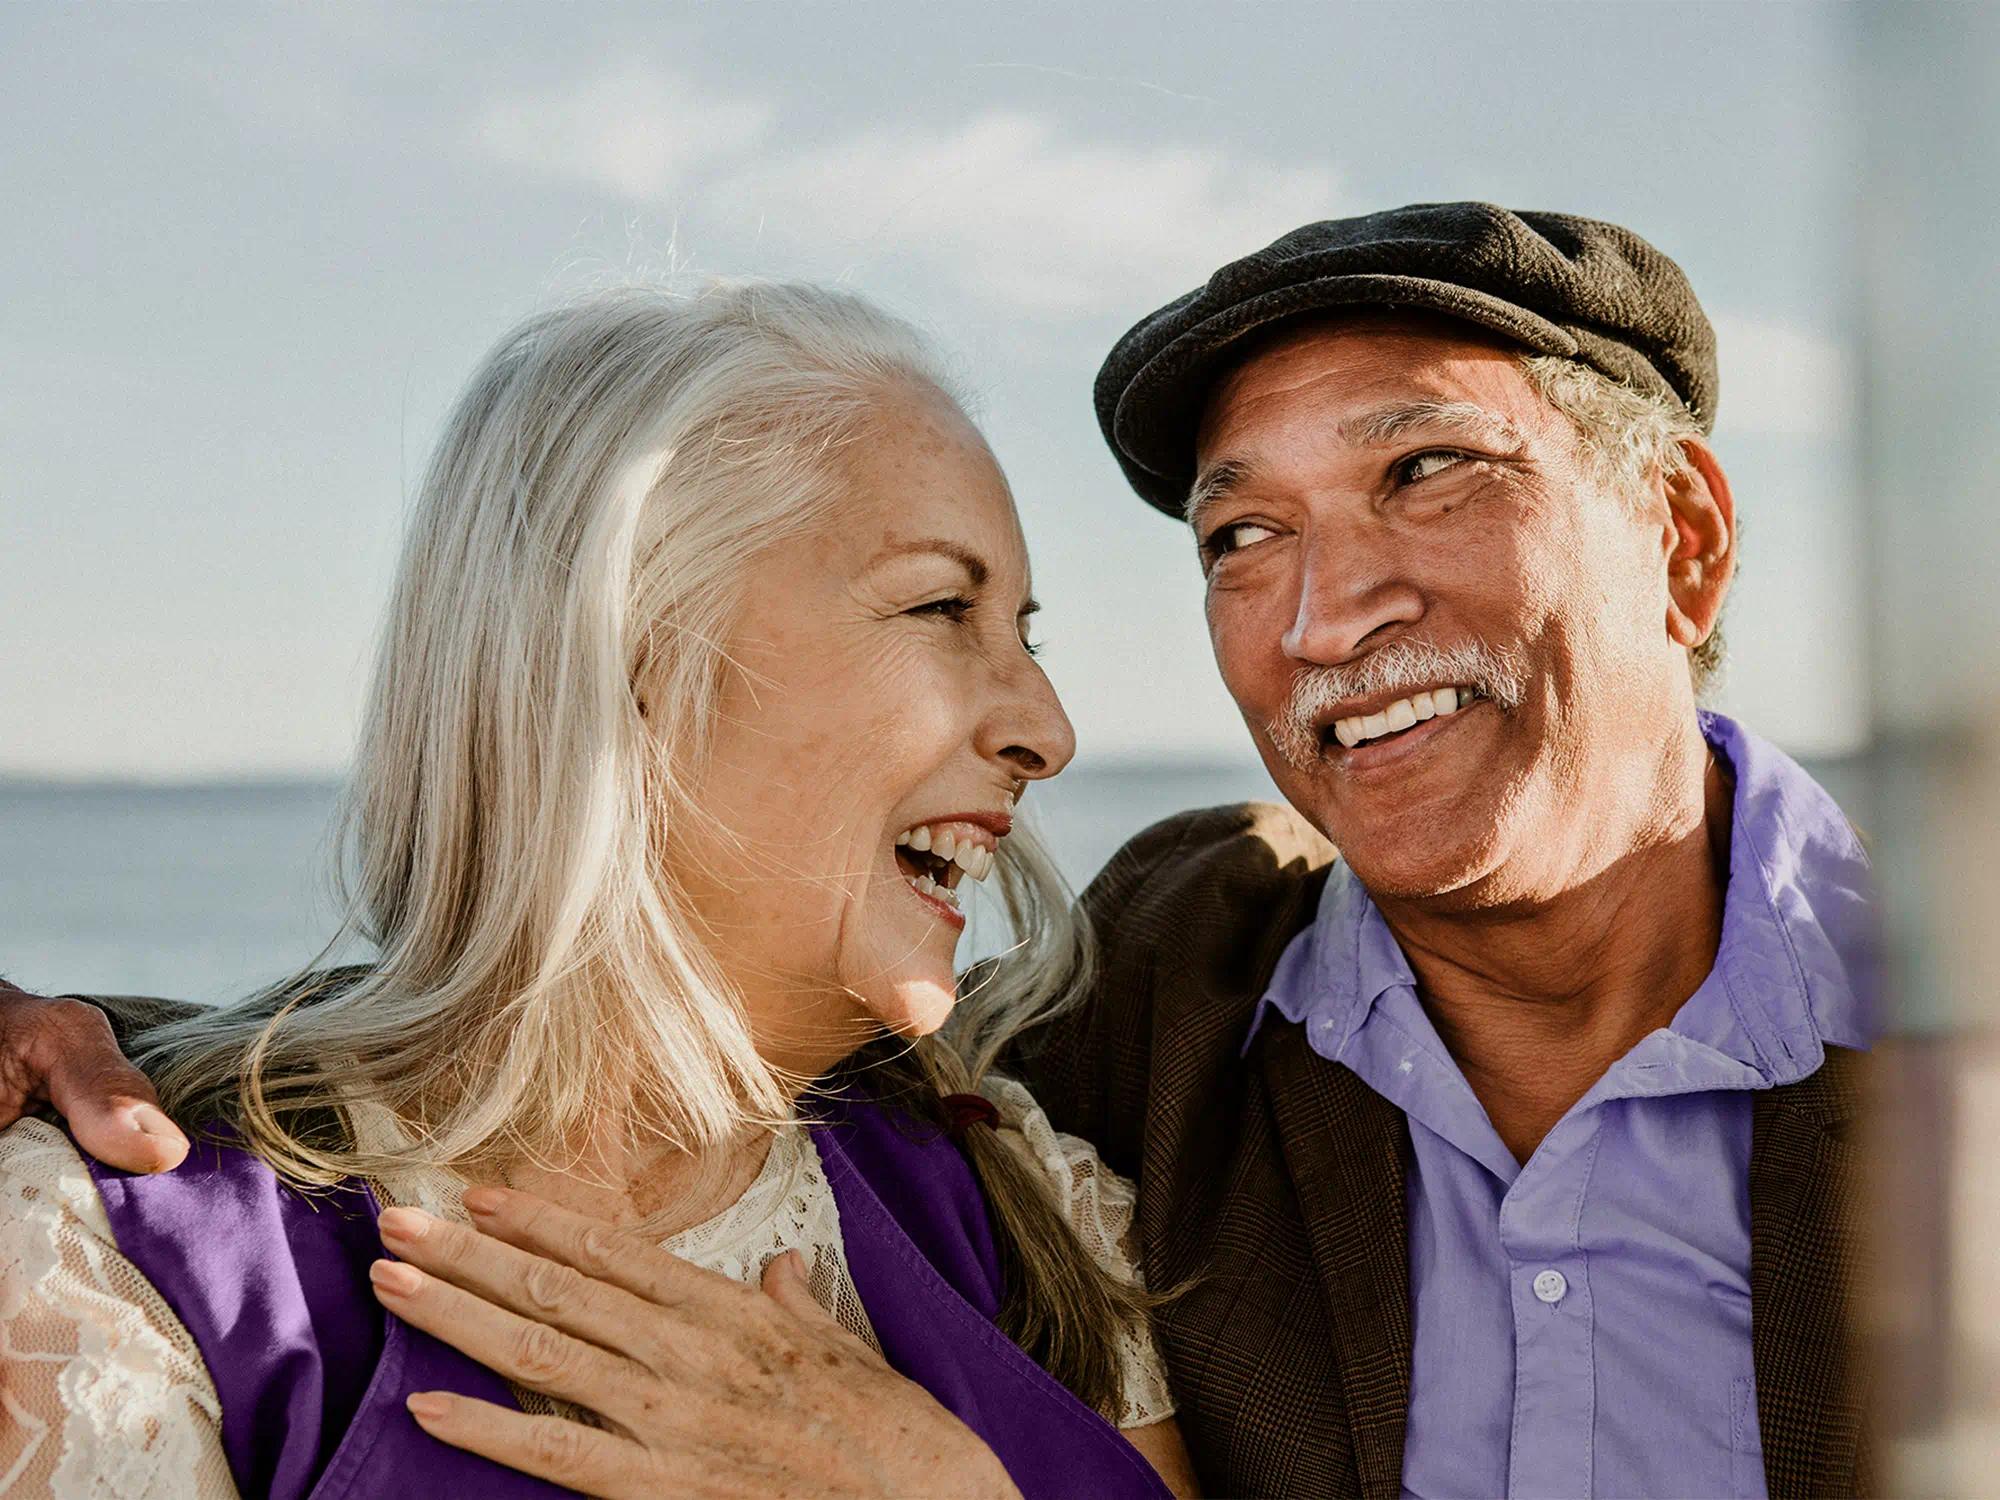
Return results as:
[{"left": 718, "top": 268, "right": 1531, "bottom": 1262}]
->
[
  {"left": 721, "top": 112, "right": 1340, "bottom": 316},
  {"left": 470, "top": 62, "right": 774, "bottom": 201},
  {"left": 1711, "top": 313, "right": 1857, "bottom": 439},
  {"left": 465, "top": 65, "right": 1337, "bottom": 319}
]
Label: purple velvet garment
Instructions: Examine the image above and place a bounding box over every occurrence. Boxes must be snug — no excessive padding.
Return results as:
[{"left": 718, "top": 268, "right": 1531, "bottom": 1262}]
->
[
  {"left": 83, "top": 1090, "right": 1168, "bottom": 1500},
  {"left": 1245, "top": 711, "right": 1876, "bottom": 1498}
]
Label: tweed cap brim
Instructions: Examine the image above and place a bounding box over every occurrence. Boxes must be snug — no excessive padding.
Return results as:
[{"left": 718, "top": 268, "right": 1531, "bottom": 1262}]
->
[{"left": 1096, "top": 203, "right": 1718, "bottom": 518}]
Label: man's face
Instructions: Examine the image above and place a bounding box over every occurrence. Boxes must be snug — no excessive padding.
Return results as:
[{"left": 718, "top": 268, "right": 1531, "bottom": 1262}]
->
[{"left": 1193, "top": 313, "right": 1709, "bottom": 905}]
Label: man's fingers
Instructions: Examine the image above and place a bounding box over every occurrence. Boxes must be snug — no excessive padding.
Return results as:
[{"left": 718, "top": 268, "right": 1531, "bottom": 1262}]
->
[
  {"left": 369, "top": 1256, "right": 653, "bottom": 1427},
  {"left": 403, "top": 1390, "right": 652, "bottom": 1499},
  {"left": 378, "top": 1206, "right": 655, "bottom": 1366},
  {"left": 16, "top": 996, "right": 187, "bottom": 1173},
  {"left": 462, "top": 1185, "right": 735, "bottom": 1311}
]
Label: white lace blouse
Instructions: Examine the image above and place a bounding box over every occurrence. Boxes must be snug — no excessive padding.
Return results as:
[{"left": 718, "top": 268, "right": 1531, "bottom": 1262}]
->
[{"left": 0, "top": 1076, "right": 1175, "bottom": 1500}]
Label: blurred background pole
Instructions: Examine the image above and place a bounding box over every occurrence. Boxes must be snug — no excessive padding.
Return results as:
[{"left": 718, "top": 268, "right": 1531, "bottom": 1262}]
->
[{"left": 1854, "top": 4, "right": 2000, "bottom": 1490}]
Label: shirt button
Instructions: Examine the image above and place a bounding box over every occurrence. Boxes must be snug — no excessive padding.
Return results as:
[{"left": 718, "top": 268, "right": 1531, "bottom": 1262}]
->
[{"left": 1532, "top": 1269, "right": 1568, "bottom": 1305}]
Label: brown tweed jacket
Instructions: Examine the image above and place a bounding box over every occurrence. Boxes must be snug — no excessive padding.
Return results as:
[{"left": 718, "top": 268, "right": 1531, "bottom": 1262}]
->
[{"left": 1014, "top": 802, "right": 1872, "bottom": 1500}]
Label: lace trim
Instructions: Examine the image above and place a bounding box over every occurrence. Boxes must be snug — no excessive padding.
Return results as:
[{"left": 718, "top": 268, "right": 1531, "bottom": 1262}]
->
[
  {"left": 0, "top": 1119, "right": 237, "bottom": 1500},
  {"left": 0, "top": 1076, "right": 1174, "bottom": 1500},
  {"left": 980, "top": 1075, "right": 1179, "bottom": 1429}
]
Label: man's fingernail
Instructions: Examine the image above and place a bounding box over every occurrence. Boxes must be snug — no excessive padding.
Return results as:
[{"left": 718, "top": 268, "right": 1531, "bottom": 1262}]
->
[
  {"left": 378, "top": 1206, "right": 431, "bottom": 1243},
  {"left": 407, "top": 1392, "right": 449, "bottom": 1422},
  {"left": 462, "top": 1185, "right": 505, "bottom": 1216},
  {"left": 129, "top": 1104, "right": 186, "bottom": 1142},
  {"left": 370, "top": 1259, "right": 423, "bottom": 1296}
]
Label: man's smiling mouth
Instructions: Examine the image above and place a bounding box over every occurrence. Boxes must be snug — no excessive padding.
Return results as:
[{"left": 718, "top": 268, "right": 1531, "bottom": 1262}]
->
[
  {"left": 1323, "top": 685, "right": 1487, "bottom": 752},
  {"left": 892, "top": 820, "right": 1000, "bottom": 913}
]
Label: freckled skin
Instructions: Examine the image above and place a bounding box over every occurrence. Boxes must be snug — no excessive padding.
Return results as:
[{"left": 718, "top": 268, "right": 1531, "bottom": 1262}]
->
[{"left": 672, "top": 386, "right": 1073, "bottom": 1079}]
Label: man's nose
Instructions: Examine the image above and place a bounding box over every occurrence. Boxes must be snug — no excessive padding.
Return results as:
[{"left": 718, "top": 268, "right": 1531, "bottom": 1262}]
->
[{"left": 1279, "top": 529, "right": 1425, "bottom": 664}]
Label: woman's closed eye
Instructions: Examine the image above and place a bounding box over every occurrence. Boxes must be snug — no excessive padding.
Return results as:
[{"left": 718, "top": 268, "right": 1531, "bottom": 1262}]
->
[
  {"left": 907, "top": 594, "right": 1043, "bottom": 657},
  {"left": 907, "top": 594, "right": 974, "bottom": 622}
]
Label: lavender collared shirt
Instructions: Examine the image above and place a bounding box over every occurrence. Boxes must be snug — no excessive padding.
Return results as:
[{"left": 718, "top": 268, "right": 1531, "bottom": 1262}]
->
[{"left": 1246, "top": 712, "right": 1875, "bottom": 1499}]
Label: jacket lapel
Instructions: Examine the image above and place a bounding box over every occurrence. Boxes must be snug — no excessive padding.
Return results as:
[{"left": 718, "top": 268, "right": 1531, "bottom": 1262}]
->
[
  {"left": 1263, "top": 1020, "right": 1414, "bottom": 1500},
  {"left": 1749, "top": 1045, "right": 1870, "bottom": 1499}
]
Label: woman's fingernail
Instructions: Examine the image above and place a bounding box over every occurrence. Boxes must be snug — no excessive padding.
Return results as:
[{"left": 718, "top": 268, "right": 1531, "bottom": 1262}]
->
[
  {"left": 462, "top": 1185, "right": 505, "bottom": 1217},
  {"left": 407, "top": 1392, "right": 449, "bottom": 1422},
  {"left": 370, "top": 1259, "right": 423, "bottom": 1296},
  {"left": 378, "top": 1206, "right": 431, "bottom": 1243}
]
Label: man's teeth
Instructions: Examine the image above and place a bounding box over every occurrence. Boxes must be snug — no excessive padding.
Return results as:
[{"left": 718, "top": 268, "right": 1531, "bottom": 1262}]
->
[{"left": 1331, "top": 686, "right": 1468, "bottom": 749}]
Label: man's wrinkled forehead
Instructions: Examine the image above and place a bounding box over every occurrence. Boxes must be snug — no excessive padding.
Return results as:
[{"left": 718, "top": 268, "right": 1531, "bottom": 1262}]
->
[{"left": 1191, "top": 313, "right": 1547, "bottom": 500}]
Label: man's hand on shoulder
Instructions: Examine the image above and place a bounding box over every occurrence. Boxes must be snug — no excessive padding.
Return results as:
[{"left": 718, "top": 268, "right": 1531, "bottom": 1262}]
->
[{"left": 0, "top": 978, "right": 188, "bottom": 1172}]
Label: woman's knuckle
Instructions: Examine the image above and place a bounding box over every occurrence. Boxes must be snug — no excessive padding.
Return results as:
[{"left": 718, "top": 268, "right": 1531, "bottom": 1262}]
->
[
  {"left": 529, "top": 1418, "right": 587, "bottom": 1469},
  {"left": 575, "top": 1223, "right": 622, "bottom": 1273},
  {"left": 48, "top": 998, "right": 109, "bottom": 1037},
  {"left": 521, "top": 1256, "right": 578, "bottom": 1313},
  {"left": 512, "top": 1320, "right": 575, "bottom": 1381}
]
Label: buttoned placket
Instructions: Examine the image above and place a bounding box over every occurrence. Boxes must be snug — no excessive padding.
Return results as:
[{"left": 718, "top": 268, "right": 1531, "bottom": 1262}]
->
[{"left": 1335, "top": 975, "right": 1770, "bottom": 1499}]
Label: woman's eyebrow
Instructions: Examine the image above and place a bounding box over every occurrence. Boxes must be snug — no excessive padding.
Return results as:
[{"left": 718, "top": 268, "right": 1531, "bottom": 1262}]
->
[{"left": 869, "top": 538, "right": 989, "bottom": 587}]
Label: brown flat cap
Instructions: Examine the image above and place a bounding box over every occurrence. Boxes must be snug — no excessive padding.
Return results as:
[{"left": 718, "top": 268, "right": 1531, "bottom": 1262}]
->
[{"left": 1095, "top": 201, "right": 1718, "bottom": 517}]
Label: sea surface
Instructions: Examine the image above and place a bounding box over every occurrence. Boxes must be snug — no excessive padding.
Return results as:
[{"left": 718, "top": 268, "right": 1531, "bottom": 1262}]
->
[
  {"left": 0, "top": 752, "right": 1863, "bottom": 1007},
  {"left": 0, "top": 763, "right": 1286, "bottom": 1005}
]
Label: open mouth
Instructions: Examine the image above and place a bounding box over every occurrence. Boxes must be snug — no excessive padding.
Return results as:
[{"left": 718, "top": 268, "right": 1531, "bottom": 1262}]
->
[
  {"left": 1320, "top": 684, "right": 1488, "bottom": 754},
  {"left": 892, "top": 820, "right": 1000, "bottom": 919}
]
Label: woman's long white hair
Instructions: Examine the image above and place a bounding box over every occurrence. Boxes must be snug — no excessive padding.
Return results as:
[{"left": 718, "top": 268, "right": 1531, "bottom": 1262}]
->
[{"left": 139, "top": 281, "right": 1091, "bottom": 1188}]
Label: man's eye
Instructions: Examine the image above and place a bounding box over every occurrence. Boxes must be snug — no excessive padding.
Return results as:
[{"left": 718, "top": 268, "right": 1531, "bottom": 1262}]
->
[
  {"left": 1396, "top": 449, "right": 1469, "bottom": 484},
  {"left": 1205, "top": 520, "right": 1279, "bottom": 556},
  {"left": 908, "top": 596, "right": 974, "bottom": 621}
]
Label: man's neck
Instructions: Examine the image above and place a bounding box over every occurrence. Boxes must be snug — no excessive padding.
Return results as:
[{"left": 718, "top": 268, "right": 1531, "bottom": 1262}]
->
[{"left": 1376, "top": 735, "right": 1734, "bottom": 1166}]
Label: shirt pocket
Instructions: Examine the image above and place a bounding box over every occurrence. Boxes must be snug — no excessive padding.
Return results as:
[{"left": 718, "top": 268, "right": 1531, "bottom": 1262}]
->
[{"left": 1731, "top": 1374, "right": 1768, "bottom": 1498}]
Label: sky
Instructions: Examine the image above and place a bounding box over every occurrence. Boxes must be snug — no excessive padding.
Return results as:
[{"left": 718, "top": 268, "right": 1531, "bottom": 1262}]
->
[{"left": 0, "top": 2, "right": 1868, "bottom": 778}]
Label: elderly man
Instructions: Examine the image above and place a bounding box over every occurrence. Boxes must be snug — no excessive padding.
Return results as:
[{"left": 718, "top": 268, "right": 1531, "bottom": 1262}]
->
[{"left": 1, "top": 205, "right": 1871, "bottom": 1499}]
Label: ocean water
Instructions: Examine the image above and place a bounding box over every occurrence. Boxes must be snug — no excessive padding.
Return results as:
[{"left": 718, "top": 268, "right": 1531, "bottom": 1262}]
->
[
  {"left": 0, "top": 763, "right": 1284, "bottom": 1006},
  {"left": 0, "top": 752, "right": 1862, "bottom": 1008}
]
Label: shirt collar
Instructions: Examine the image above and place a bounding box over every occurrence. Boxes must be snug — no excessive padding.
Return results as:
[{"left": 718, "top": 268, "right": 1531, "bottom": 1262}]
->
[{"left": 1244, "top": 711, "right": 1877, "bottom": 1082}]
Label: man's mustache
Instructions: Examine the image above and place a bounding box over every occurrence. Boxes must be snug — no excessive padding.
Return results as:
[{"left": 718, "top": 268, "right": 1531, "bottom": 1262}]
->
[{"left": 1268, "top": 638, "right": 1529, "bottom": 768}]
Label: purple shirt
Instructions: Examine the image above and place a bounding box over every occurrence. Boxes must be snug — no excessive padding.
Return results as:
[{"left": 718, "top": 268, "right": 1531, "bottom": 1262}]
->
[{"left": 1246, "top": 713, "right": 1875, "bottom": 1499}]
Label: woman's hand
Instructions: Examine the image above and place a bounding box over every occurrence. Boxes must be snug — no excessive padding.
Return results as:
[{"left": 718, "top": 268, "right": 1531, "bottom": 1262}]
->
[
  {"left": 0, "top": 980, "right": 188, "bottom": 1171},
  {"left": 371, "top": 1188, "right": 1023, "bottom": 1500}
]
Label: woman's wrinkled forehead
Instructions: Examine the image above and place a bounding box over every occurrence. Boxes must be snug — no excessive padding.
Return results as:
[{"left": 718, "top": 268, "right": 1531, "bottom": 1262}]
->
[{"left": 823, "top": 386, "right": 1029, "bottom": 576}]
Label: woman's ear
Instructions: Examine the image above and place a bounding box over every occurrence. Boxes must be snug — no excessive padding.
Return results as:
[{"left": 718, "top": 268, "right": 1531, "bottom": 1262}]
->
[{"left": 1662, "top": 437, "right": 1736, "bottom": 651}]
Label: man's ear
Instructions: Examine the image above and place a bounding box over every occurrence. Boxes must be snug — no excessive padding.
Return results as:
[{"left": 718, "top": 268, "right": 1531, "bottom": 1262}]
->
[{"left": 1661, "top": 437, "right": 1735, "bottom": 651}]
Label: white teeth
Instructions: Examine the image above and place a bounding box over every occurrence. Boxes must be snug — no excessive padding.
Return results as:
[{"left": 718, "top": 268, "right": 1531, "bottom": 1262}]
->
[
  {"left": 952, "top": 843, "right": 992, "bottom": 881},
  {"left": 910, "top": 872, "right": 961, "bottom": 910},
  {"left": 893, "top": 831, "right": 910, "bottom": 847},
  {"left": 1331, "top": 687, "right": 1474, "bottom": 749},
  {"left": 934, "top": 830, "right": 958, "bottom": 862},
  {"left": 907, "top": 826, "right": 932, "bottom": 852}
]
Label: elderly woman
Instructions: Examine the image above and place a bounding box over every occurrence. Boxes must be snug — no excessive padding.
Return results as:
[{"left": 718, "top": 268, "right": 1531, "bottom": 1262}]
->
[{"left": 0, "top": 284, "right": 1197, "bottom": 1498}]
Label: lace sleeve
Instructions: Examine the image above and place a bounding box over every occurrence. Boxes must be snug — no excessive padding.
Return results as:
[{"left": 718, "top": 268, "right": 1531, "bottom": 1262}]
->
[
  {"left": 977, "top": 1075, "right": 1178, "bottom": 1429},
  {"left": 0, "top": 1120, "right": 240, "bottom": 1500}
]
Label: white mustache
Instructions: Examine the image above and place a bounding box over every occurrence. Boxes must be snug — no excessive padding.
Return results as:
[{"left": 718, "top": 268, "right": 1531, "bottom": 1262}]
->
[{"left": 1268, "top": 638, "right": 1528, "bottom": 768}]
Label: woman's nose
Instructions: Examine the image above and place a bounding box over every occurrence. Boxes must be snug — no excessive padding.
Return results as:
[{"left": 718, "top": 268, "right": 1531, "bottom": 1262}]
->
[{"left": 982, "top": 659, "right": 1077, "bottom": 783}]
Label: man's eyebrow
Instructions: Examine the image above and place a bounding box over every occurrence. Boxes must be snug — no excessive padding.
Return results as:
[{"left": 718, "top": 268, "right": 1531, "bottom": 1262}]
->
[
  {"left": 869, "top": 538, "right": 989, "bottom": 588},
  {"left": 1341, "top": 399, "right": 1526, "bottom": 449},
  {"left": 1184, "top": 458, "right": 1251, "bottom": 529}
]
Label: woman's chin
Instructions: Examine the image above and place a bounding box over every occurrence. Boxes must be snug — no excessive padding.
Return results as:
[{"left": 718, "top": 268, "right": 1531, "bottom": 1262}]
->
[{"left": 862, "top": 971, "right": 960, "bottom": 1039}]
